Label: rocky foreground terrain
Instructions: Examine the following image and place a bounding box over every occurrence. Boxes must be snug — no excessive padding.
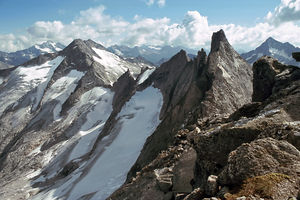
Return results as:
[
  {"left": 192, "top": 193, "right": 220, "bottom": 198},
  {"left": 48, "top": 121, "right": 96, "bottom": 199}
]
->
[{"left": 0, "top": 29, "right": 299, "bottom": 200}]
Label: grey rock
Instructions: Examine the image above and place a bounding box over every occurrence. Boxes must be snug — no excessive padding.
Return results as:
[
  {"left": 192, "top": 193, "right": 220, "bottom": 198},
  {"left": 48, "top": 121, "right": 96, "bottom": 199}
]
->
[
  {"left": 218, "top": 138, "right": 300, "bottom": 200},
  {"left": 172, "top": 149, "right": 196, "bottom": 193},
  {"left": 205, "top": 175, "right": 218, "bottom": 196},
  {"left": 183, "top": 188, "right": 203, "bottom": 200},
  {"left": 128, "top": 29, "right": 253, "bottom": 181},
  {"left": 252, "top": 56, "right": 300, "bottom": 102}
]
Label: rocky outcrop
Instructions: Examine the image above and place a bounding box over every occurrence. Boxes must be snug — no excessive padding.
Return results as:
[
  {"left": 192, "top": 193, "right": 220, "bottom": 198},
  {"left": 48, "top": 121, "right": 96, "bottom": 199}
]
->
[
  {"left": 219, "top": 138, "right": 300, "bottom": 186},
  {"left": 127, "top": 29, "right": 253, "bottom": 182},
  {"left": 252, "top": 56, "right": 300, "bottom": 102},
  {"left": 110, "top": 35, "right": 300, "bottom": 200},
  {"left": 201, "top": 29, "right": 252, "bottom": 118},
  {"left": 109, "top": 29, "right": 253, "bottom": 199},
  {"left": 191, "top": 56, "right": 300, "bottom": 198}
]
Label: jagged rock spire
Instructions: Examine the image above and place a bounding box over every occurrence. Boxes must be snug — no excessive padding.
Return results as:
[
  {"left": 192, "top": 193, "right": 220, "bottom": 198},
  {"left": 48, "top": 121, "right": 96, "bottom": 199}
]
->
[{"left": 211, "top": 29, "right": 229, "bottom": 52}]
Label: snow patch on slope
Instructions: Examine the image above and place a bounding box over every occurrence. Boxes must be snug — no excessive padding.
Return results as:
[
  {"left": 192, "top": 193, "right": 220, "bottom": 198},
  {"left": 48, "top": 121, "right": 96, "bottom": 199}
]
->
[
  {"left": 42, "top": 70, "right": 85, "bottom": 121},
  {"left": 138, "top": 68, "right": 155, "bottom": 84},
  {"left": 92, "top": 47, "right": 127, "bottom": 76},
  {"left": 269, "top": 48, "right": 290, "bottom": 60},
  {"left": 0, "top": 56, "right": 64, "bottom": 116},
  {"left": 67, "top": 86, "right": 163, "bottom": 200},
  {"left": 67, "top": 87, "right": 114, "bottom": 162},
  {"left": 32, "top": 56, "right": 65, "bottom": 110}
]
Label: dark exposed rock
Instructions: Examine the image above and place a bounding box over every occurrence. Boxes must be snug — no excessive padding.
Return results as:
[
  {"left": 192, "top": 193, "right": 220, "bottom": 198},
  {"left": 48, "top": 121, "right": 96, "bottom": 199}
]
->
[
  {"left": 183, "top": 188, "right": 203, "bottom": 200},
  {"left": 205, "top": 175, "right": 218, "bottom": 196},
  {"left": 59, "top": 161, "right": 79, "bottom": 177},
  {"left": 172, "top": 149, "right": 196, "bottom": 193},
  {"left": 292, "top": 52, "right": 300, "bottom": 62},
  {"left": 193, "top": 127, "right": 260, "bottom": 188},
  {"left": 201, "top": 29, "right": 252, "bottom": 118},
  {"left": 252, "top": 56, "right": 300, "bottom": 102}
]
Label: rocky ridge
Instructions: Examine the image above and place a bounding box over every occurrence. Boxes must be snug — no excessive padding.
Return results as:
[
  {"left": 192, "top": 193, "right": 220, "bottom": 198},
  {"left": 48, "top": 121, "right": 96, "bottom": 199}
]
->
[
  {"left": 109, "top": 44, "right": 300, "bottom": 199},
  {"left": 126, "top": 29, "right": 253, "bottom": 181}
]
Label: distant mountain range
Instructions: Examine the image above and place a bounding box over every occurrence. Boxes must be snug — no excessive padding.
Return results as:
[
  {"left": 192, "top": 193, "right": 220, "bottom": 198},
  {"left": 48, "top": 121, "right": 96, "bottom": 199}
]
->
[
  {"left": 0, "top": 41, "right": 65, "bottom": 66},
  {"left": 241, "top": 37, "right": 300, "bottom": 67},
  {"left": 108, "top": 45, "right": 198, "bottom": 66},
  {"left": 2, "top": 37, "right": 300, "bottom": 68}
]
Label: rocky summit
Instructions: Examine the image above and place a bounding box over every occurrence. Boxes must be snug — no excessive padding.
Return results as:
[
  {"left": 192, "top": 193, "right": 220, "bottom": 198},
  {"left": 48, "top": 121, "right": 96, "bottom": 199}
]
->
[{"left": 0, "top": 29, "right": 299, "bottom": 200}]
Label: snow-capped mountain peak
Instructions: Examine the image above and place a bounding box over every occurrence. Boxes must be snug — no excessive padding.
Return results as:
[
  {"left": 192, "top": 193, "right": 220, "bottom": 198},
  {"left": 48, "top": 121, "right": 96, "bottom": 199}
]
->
[
  {"left": 108, "top": 44, "right": 198, "bottom": 66},
  {"left": 0, "top": 41, "right": 65, "bottom": 66},
  {"left": 34, "top": 41, "right": 65, "bottom": 54},
  {"left": 241, "top": 37, "right": 300, "bottom": 66}
]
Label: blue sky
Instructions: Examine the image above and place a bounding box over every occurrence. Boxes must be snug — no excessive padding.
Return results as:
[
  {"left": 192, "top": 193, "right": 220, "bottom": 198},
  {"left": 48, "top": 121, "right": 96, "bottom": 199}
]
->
[
  {"left": 1, "top": 0, "right": 279, "bottom": 33},
  {"left": 1, "top": 0, "right": 300, "bottom": 52}
]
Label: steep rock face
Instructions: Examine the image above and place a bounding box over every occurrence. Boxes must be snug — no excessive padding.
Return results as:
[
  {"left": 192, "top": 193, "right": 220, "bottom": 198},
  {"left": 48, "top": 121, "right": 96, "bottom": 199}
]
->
[
  {"left": 191, "top": 57, "right": 300, "bottom": 198},
  {"left": 201, "top": 30, "right": 253, "bottom": 117},
  {"left": 127, "top": 30, "right": 253, "bottom": 180},
  {"left": 110, "top": 39, "right": 300, "bottom": 200},
  {"left": 253, "top": 56, "right": 300, "bottom": 102}
]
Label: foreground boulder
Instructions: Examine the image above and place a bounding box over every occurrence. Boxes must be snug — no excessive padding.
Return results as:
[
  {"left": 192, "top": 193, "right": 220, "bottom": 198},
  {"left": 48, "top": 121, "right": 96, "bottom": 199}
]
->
[{"left": 219, "top": 137, "right": 300, "bottom": 199}]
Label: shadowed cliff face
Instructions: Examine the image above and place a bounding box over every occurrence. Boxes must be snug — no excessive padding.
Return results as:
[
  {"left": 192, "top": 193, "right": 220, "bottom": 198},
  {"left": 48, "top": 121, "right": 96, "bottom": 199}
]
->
[{"left": 126, "top": 29, "right": 253, "bottom": 181}]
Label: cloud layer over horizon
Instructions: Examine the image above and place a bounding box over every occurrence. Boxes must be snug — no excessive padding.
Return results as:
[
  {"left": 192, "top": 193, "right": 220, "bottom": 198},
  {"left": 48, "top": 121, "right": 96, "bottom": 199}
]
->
[{"left": 2, "top": 0, "right": 300, "bottom": 52}]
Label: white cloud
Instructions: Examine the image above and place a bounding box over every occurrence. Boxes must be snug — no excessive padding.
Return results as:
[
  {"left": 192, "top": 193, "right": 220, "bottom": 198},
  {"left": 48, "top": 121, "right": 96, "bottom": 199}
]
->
[
  {"left": 146, "top": 0, "right": 165, "bottom": 7},
  {"left": 146, "top": 0, "right": 154, "bottom": 6},
  {"left": 2, "top": 3, "right": 300, "bottom": 52},
  {"left": 157, "top": 0, "right": 166, "bottom": 7},
  {"left": 266, "top": 0, "right": 300, "bottom": 25}
]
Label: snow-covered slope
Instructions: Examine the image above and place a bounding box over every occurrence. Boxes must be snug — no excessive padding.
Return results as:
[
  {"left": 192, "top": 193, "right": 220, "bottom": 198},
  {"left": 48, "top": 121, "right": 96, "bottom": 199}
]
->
[
  {"left": 241, "top": 37, "right": 300, "bottom": 67},
  {"left": 32, "top": 86, "right": 163, "bottom": 200},
  {"left": 0, "top": 38, "right": 157, "bottom": 200},
  {"left": 0, "top": 56, "right": 65, "bottom": 116},
  {"left": 0, "top": 61, "right": 14, "bottom": 70},
  {"left": 108, "top": 45, "right": 198, "bottom": 66},
  {"left": 0, "top": 41, "right": 65, "bottom": 66}
]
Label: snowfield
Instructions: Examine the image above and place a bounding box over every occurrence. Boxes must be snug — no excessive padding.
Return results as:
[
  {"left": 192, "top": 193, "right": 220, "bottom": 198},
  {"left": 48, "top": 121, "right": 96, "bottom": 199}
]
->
[
  {"left": 138, "top": 68, "right": 155, "bottom": 84},
  {"left": 41, "top": 69, "right": 85, "bottom": 120},
  {"left": 0, "top": 56, "right": 65, "bottom": 116},
  {"left": 33, "top": 86, "right": 163, "bottom": 200},
  {"left": 92, "top": 47, "right": 146, "bottom": 84},
  {"left": 68, "top": 86, "right": 163, "bottom": 200},
  {"left": 67, "top": 87, "right": 114, "bottom": 162}
]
